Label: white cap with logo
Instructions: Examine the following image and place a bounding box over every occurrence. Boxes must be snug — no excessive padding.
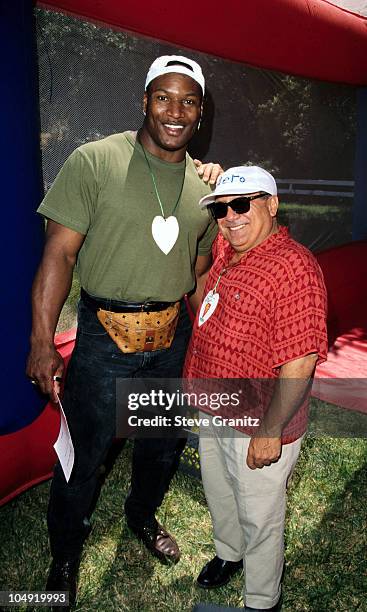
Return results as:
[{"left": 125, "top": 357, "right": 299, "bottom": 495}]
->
[
  {"left": 199, "top": 166, "right": 277, "bottom": 208},
  {"left": 145, "top": 55, "right": 205, "bottom": 94}
]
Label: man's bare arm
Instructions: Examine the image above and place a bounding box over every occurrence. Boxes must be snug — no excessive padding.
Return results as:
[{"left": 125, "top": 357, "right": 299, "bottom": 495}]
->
[
  {"left": 26, "top": 220, "right": 85, "bottom": 400},
  {"left": 246, "top": 353, "right": 318, "bottom": 470},
  {"left": 188, "top": 253, "right": 212, "bottom": 313}
]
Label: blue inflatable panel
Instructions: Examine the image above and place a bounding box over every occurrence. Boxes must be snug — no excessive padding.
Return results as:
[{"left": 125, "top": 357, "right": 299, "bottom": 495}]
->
[{"left": 0, "top": 2, "right": 45, "bottom": 434}]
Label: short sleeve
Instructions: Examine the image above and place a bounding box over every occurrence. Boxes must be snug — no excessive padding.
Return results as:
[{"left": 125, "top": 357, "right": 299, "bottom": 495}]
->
[
  {"left": 197, "top": 216, "right": 218, "bottom": 255},
  {"left": 272, "top": 262, "right": 328, "bottom": 369},
  {"left": 37, "top": 148, "right": 98, "bottom": 235}
]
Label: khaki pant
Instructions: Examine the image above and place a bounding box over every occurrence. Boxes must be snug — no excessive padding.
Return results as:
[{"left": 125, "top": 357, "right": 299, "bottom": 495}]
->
[{"left": 199, "top": 415, "right": 302, "bottom": 609}]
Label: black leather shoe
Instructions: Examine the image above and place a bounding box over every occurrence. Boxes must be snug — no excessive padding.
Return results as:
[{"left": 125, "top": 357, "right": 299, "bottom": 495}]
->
[
  {"left": 46, "top": 556, "right": 81, "bottom": 611},
  {"left": 197, "top": 555, "right": 243, "bottom": 589},
  {"left": 128, "top": 521, "right": 180, "bottom": 564}
]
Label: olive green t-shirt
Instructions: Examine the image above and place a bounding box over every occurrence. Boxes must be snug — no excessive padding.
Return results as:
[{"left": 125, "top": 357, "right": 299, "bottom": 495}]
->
[{"left": 37, "top": 132, "right": 217, "bottom": 301}]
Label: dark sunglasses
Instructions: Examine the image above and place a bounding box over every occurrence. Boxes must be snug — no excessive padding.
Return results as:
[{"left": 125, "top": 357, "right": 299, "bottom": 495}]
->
[{"left": 208, "top": 193, "right": 270, "bottom": 220}]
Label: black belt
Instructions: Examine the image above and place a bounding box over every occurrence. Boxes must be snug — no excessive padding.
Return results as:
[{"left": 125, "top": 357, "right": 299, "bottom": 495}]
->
[{"left": 81, "top": 288, "right": 176, "bottom": 313}]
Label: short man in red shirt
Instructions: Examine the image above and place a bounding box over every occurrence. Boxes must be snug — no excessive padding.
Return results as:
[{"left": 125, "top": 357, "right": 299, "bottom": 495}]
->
[{"left": 184, "top": 166, "right": 328, "bottom": 611}]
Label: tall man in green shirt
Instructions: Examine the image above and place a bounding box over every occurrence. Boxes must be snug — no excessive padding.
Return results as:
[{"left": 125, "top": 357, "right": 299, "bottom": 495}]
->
[{"left": 26, "top": 55, "right": 220, "bottom": 609}]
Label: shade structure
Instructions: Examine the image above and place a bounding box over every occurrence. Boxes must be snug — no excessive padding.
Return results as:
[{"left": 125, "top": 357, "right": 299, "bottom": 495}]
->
[{"left": 38, "top": 0, "right": 367, "bottom": 85}]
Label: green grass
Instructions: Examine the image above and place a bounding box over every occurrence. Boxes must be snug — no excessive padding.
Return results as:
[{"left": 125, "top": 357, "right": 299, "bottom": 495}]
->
[
  {"left": 279, "top": 202, "right": 351, "bottom": 217},
  {"left": 309, "top": 398, "right": 367, "bottom": 438},
  {"left": 1, "top": 437, "right": 366, "bottom": 611}
]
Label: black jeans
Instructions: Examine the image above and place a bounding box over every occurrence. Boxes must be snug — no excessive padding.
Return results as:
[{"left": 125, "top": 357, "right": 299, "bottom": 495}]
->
[{"left": 47, "top": 298, "right": 191, "bottom": 560}]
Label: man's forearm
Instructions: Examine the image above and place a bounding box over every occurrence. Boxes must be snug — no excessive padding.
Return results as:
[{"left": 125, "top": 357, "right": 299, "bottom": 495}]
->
[
  {"left": 30, "top": 250, "right": 75, "bottom": 347},
  {"left": 27, "top": 247, "right": 75, "bottom": 400},
  {"left": 260, "top": 377, "right": 313, "bottom": 437},
  {"left": 247, "top": 354, "right": 317, "bottom": 469},
  {"left": 259, "top": 354, "right": 318, "bottom": 437}
]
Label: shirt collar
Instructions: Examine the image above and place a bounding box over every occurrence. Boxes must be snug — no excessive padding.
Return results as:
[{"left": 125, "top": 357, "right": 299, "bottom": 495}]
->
[{"left": 220, "top": 225, "right": 289, "bottom": 266}]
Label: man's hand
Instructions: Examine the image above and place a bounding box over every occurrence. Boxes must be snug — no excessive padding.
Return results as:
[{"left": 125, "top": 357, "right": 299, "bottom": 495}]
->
[
  {"left": 246, "top": 436, "right": 282, "bottom": 470},
  {"left": 26, "top": 342, "right": 64, "bottom": 403},
  {"left": 194, "top": 159, "right": 223, "bottom": 185}
]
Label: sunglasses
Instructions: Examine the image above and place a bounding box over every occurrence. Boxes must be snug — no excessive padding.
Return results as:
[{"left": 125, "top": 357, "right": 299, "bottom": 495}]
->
[{"left": 208, "top": 193, "right": 270, "bottom": 220}]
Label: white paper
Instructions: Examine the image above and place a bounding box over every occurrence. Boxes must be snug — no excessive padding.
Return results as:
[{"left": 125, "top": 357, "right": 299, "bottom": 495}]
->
[{"left": 53, "top": 393, "right": 75, "bottom": 482}]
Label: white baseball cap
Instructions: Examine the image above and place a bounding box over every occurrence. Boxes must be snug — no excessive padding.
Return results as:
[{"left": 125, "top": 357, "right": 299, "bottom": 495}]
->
[
  {"left": 199, "top": 165, "right": 277, "bottom": 208},
  {"left": 145, "top": 55, "right": 205, "bottom": 94}
]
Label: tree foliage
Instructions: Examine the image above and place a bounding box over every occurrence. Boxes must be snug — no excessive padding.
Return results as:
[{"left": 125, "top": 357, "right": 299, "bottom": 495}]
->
[
  {"left": 35, "top": 8, "right": 357, "bottom": 183},
  {"left": 253, "top": 75, "right": 356, "bottom": 178}
]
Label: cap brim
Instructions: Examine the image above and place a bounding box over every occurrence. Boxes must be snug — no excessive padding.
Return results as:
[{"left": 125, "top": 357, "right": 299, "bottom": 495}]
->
[
  {"left": 146, "top": 66, "right": 204, "bottom": 93},
  {"left": 199, "top": 184, "right": 276, "bottom": 209},
  {"left": 199, "top": 193, "right": 216, "bottom": 208}
]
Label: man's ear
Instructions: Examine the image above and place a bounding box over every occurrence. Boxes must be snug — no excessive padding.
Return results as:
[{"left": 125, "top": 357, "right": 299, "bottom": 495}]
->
[
  {"left": 268, "top": 195, "right": 279, "bottom": 217},
  {"left": 143, "top": 92, "right": 148, "bottom": 116},
  {"left": 197, "top": 103, "right": 204, "bottom": 130}
]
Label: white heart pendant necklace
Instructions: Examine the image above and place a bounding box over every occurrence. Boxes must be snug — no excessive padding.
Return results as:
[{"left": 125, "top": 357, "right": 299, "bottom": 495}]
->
[
  {"left": 140, "top": 139, "right": 185, "bottom": 255},
  {"left": 151, "top": 215, "right": 179, "bottom": 255}
]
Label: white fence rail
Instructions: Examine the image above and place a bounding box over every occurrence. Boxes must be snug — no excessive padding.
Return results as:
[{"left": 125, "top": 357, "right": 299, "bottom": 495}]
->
[{"left": 277, "top": 179, "right": 354, "bottom": 198}]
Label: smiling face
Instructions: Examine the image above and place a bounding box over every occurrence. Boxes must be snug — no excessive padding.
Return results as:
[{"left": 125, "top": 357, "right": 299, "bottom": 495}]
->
[
  {"left": 216, "top": 193, "right": 279, "bottom": 258},
  {"left": 140, "top": 73, "right": 203, "bottom": 162}
]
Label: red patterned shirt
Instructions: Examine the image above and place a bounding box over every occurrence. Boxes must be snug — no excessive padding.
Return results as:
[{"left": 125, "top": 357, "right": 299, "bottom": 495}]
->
[{"left": 184, "top": 226, "right": 328, "bottom": 443}]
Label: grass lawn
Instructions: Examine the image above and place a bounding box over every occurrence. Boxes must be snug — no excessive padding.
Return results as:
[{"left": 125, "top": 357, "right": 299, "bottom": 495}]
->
[
  {"left": 279, "top": 203, "right": 349, "bottom": 217},
  {"left": 0, "top": 436, "right": 366, "bottom": 612}
]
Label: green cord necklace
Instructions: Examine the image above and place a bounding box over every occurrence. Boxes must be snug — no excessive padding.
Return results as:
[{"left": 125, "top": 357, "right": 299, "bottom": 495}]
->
[
  {"left": 141, "top": 141, "right": 186, "bottom": 219},
  {"left": 139, "top": 138, "right": 186, "bottom": 255}
]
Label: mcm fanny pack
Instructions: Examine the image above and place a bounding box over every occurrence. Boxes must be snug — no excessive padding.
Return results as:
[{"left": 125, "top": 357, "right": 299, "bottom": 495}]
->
[{"left": 96, "top": 302, "right": 180, "bottom": 353}]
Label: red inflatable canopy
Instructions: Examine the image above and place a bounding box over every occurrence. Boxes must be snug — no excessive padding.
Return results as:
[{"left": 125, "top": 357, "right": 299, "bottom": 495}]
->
[{"left": 38, "top": 0, "right": 367, "bottom": 85}]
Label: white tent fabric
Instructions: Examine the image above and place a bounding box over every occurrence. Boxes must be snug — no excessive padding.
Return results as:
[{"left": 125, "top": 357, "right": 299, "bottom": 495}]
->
[{"left": 326, "top": 0, "right": 367, "bottom": 16}]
